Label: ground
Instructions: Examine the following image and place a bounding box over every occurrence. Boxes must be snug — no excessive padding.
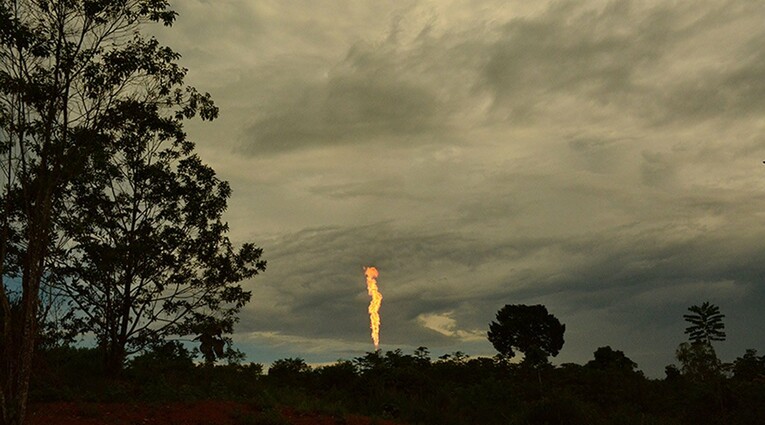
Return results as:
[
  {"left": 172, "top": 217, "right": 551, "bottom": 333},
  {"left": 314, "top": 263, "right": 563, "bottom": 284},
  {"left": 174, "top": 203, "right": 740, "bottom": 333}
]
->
[{"left": 28, "top": 401, "right": 402, "bottom": 425}]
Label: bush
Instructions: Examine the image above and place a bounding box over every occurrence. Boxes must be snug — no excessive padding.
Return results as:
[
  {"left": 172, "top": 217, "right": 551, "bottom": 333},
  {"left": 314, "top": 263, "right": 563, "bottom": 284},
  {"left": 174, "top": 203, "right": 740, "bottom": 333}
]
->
[
  {"left": 31, "top": 346, "right": 126, "bottom": 401},
  {"left": 267, "top": 357, "right": 312, "bottom": 386}
]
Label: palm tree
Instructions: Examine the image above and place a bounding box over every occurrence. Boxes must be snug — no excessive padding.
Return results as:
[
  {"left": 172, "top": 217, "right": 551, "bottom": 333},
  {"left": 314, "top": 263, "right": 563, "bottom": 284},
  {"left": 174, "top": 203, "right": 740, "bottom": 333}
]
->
[{"left": 683, "top": 302, "right": 726, "bottom": 345}]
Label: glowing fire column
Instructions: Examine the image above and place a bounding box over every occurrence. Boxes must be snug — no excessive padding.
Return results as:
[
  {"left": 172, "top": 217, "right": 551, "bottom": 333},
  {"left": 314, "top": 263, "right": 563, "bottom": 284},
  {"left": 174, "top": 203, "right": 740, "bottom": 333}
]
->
[{"left": 364, "top": 266, "right": 382, "bottom": 350}]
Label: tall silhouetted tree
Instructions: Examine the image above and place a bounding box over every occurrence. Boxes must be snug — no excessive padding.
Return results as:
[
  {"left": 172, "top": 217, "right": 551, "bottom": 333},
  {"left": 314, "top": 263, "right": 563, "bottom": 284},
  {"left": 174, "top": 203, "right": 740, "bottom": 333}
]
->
[
  {"left": 683, "top": 301, "right": 726, "bottom": 345},
  {"left": 487, "top": 304, "right": 565, "bottom": 367},
  {"left": 676, "top": 303, "right": 727, "bottom": 384},
  {"left": 49, "top": 113, "right": 265, "bottom": 374},
  {"left": 0, "top": 2, "right": 221, "bottom": 422}
]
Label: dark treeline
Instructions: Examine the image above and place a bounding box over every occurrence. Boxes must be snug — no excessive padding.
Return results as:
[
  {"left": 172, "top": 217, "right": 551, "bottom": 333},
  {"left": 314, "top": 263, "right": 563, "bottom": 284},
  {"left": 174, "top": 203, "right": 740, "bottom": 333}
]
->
[
  {"left": 29, "top": 341, "right": 765, "bottom": 425},
  {"left": 27, "top": 299, "right": 765, "bottom": 425},
  {"left": 28, "top": 302, "right": 765, "bottom": 425}
]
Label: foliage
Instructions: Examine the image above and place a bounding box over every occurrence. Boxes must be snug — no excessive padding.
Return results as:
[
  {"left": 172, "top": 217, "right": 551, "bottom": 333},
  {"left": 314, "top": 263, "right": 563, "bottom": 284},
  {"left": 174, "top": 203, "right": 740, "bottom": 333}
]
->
[
  {"left": 487, "top": 304, "right": 565, "bottom": 366},
  {"left": 586, "top": 346, "right": 639, "bottom": 373},
  {"left": 731, "top": 349, "right": 765, "bottom": 382},
  {"left": 0, "top": 1, "right": 194, "bottom": 423},
  {"left": 675, "top": 342, "right": 724, "bottom": 382},
  {"left": 127, "top": 340, "right": 196, "bottom": 378},
  {"left": 44, "top": 27, "right": 265, "bottom": 376},
  {"left": 683, "top": 302, "right": 726, "bottom": 345},
  {"left": 267, "top": 357, "right": 312, "bottom": 385},
  {"left": 26, "top": 344, "right": 765, "bottom": 425},
  {"left": 314, "top": 360, "right": 357, "bottom": 390},
  {"left": 665, "top": 364, "right": 682, "bottom": 381}
]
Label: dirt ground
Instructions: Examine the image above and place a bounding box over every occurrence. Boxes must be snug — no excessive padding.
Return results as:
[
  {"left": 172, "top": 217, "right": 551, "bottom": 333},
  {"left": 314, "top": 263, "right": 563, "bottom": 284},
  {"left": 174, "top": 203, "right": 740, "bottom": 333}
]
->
[{"left": 28, "top": 401, "right": 402, "bottom": 425}]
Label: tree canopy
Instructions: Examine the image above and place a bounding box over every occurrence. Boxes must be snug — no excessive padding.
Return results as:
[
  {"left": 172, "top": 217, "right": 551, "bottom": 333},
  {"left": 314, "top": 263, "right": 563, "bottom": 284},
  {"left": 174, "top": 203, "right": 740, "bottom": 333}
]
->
[
  {"left": 49, "top": 122, "right": 265, "bottom": 373},
  {"left": 675, "top": 341, "right": 723, "bottom": 382},
  {"left": 683, "top": 301, "right": 726, "bottom": 345},
  {"left": 586, "top": 346, "right": 638, "bottom": 373},
  {"left": 487, "top": 304, "right": 565, "bottom": 366}
]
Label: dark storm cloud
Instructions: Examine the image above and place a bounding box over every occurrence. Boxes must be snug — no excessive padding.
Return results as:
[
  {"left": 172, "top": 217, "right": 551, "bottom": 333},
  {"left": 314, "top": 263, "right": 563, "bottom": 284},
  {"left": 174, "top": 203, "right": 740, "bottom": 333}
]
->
[
  {"left": 232, "top": 0, "right": 765, "bottom": 159},
  {"left": 239, "top": 40, "right": 449, "bottom": 155},
  {"left": 481, "top": 1, "right": 668, "bottom": 118},
  {"left": 479, "top": 0, "right": 765, "bottom": 125}
]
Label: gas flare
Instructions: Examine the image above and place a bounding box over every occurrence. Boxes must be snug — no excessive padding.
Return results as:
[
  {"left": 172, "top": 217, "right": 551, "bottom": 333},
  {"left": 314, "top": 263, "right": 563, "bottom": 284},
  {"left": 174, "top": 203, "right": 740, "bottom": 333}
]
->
[{"left": 364, "top": 266, "right": 382, "bottom": 350}]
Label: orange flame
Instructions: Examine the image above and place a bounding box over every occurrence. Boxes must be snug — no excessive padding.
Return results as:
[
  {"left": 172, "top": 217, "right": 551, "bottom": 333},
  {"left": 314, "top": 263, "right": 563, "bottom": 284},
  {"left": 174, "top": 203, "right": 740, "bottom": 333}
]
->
[{"left": 364, "top": 266, "right": 382, "bottom": 350}]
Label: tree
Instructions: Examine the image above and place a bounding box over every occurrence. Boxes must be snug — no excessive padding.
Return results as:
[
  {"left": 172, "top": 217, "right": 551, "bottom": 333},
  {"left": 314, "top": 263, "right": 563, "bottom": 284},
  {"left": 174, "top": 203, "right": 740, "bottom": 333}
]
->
[
  {"left": 0, "top": 2, "right": 215, "bottom": 423},
  {"left": 664, "top": 364, "right": 682, "bottom": 381},
  {"left": 487, "top": 304, "right": 565, "bottom": 367},
  {"left": 586, "top": 346, "right": 638, "bottom": 373},
  {"left": 675, "top": 341, "right": 723, "bottom": 382},
  {"left": 268, "top": 357, "right": 312, "bottom": 385},
  {"left": 679, "top": 302, "right": 726, "bottom": 383},
  {"left": 315, "top": 360, "right": 358, "bottom": 390},
  {"left": 683, "top": 301, "right": 726, "bottom": 345},
  {"left": 49, "top": 115, "right": 265, "bottom": 374},
  {"left": 732, "top": 349, "right": 765, "bottom": 382}
]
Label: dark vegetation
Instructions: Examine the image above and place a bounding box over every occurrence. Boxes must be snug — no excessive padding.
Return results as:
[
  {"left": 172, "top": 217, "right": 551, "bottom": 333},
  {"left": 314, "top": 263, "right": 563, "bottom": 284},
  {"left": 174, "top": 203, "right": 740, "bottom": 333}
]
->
[
  {"left": 27, "top": 302, "right": 765, "bottom": 425},
  {"left": 27, "top": 341, "right": 765, "bottom": 425}
]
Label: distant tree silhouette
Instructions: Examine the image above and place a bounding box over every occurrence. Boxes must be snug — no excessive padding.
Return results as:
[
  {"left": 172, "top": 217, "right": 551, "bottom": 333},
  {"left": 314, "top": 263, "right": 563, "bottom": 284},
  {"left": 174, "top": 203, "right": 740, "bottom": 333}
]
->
[
  {"left": 732, "top": 349, "right": 765, "bottom": 382},
  {"left": 487, "top": 304, "right": 565, "bottom": 367},
  {"left": 586, "top": 346, "right": 638, "bottom": 372},
  {"left": 413, "top": 346, "right": 431, "bottom": 365},
  {"left": 677, "top": 303, "right": 726, "bottom": 383},
  {"left": 665, "top": 364, "right": 682, "bottom": 380},
  {"left": 437, "top": 351, "right": 469, "bottom": 364},
  {"left": 676, "top": 341, "right": 723, "bottom": 382},
  {"left": 268, "top": 357, "right": 312, "bottom": 385},
  {"left": 683, "top": 302, "right": 726, "bottom": 345}
]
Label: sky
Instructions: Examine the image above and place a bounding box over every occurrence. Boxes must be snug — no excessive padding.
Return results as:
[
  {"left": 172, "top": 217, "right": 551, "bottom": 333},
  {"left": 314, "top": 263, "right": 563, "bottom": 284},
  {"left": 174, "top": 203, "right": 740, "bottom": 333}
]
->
[{"left": 151, "top": 0, "right": 765, "bottom": 377}]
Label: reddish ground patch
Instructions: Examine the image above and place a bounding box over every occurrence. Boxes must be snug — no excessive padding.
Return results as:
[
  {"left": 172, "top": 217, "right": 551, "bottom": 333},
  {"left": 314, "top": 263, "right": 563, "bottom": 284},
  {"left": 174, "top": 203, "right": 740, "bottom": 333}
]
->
[{"left": 28, "top": 401, "right": 402, "bottom": 425}]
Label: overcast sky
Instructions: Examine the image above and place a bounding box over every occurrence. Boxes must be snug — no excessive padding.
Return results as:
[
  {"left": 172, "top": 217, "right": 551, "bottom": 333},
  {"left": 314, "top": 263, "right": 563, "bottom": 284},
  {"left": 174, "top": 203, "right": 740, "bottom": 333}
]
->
[{"left": 153, "top": 0, "right": 765, "bottom": 377}]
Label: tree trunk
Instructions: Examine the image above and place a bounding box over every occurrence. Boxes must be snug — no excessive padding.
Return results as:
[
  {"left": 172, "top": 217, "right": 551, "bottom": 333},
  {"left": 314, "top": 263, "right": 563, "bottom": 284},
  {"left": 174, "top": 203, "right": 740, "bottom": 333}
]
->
[
  {"left": 104, "top": 343, "right": 127, "bottom": 378},
  {"left": 2, "top": 233, "right": 47, "bottom": 425},
  {"left": 1, "top": 176, "right": 54, "bottom": 425},
  {"left": 3, "top": 293, "right": 39, "bottom": 425}
]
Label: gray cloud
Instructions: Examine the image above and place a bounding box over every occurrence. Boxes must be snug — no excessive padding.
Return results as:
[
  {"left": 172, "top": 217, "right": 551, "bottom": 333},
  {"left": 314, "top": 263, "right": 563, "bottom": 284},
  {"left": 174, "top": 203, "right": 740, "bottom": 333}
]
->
[
  {"left": 239, "top": 39, "right": 451, "bottom": 155},
  {"left": 237, "top": 204, "right": 765, "bottom": 374},
  {"left": 656, "top": 46, "right": 765, "bottom": 123},
  {"left": 481, "top": 1, "right": 667, "bottom": 118},
  {"left": 149, "top": 0, "right": 765, "bottom": 375},
  {"left": 230, "top": 0, "right": 765, "bottom": 158},
  {"left": 478, "top": 0, "right": 765, "bottom": 126}
]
